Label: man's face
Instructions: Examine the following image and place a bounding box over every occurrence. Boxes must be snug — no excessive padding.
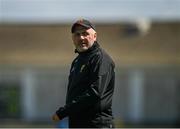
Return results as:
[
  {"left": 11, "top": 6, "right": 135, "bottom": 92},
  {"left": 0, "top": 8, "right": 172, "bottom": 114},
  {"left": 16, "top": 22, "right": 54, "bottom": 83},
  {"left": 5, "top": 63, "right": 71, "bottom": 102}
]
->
[{"left": 72, "top": 25, "right": 97, "bottom": 52}]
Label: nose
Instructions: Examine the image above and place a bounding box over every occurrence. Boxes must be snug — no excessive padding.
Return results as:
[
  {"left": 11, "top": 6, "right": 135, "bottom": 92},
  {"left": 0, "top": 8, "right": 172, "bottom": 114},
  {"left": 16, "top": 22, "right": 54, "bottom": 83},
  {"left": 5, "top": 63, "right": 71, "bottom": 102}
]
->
[{"left": 79, "top": 35, "right": 85, "bottom": 40}]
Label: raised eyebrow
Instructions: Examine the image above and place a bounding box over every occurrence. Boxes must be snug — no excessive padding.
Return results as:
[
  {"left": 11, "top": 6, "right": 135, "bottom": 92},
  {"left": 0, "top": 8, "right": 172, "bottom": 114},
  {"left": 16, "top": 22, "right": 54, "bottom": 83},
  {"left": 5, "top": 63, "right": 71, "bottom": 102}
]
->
[{"left": 74, "top": 31, "right": 89, "bottom": 35}]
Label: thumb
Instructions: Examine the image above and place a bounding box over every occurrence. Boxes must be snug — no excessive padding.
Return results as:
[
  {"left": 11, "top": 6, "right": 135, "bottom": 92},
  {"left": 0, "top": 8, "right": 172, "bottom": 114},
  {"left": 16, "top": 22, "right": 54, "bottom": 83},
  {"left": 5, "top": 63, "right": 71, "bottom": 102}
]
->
[{"left": 52, "top": 114, "right": 60, "bottom": 121}]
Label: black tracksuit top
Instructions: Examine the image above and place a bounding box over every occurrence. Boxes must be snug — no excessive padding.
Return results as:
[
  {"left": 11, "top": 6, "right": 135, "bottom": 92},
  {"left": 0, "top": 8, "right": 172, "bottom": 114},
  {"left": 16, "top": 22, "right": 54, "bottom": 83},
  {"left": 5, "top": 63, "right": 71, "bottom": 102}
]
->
[{"left": 56, "top": 42, "right": 115, "bottom": 128}]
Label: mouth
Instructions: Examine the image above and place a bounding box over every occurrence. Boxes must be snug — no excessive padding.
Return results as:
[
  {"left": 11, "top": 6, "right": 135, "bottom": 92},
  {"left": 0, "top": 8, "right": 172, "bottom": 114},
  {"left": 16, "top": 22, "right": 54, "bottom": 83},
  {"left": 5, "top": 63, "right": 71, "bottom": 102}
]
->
[{"left": 79, "top": 42, "right": 86, "bottom": 47}]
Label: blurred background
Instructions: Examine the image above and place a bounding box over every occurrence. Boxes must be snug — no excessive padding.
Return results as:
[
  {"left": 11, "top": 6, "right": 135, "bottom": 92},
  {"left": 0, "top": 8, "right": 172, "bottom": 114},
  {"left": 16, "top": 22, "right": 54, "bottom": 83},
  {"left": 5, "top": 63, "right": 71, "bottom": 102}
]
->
[{"left": 0, "top": 0, "right": 180, "bottom": 128}]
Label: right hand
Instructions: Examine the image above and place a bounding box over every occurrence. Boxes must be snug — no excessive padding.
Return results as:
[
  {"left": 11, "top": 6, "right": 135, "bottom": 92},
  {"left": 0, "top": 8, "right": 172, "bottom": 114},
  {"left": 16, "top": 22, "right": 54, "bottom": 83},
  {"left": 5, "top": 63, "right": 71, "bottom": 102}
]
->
[{"left": 52, "top": 114, "right": 60, "bottom": 122}]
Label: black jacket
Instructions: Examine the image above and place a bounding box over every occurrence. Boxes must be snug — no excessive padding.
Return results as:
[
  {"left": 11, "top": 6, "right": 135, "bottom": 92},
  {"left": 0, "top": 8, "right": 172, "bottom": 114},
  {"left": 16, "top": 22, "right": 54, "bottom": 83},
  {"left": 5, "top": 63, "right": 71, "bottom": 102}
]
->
[{"left": 56, "top": 42, "right": 115, "bottom": 128}]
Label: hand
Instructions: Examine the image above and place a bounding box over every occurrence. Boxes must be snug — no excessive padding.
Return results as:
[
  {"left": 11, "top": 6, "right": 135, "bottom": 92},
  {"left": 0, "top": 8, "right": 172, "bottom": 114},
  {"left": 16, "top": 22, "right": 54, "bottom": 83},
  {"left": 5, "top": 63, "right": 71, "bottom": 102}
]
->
[{"left": 52, "top": 114, "right": 60, "bottom": 122}]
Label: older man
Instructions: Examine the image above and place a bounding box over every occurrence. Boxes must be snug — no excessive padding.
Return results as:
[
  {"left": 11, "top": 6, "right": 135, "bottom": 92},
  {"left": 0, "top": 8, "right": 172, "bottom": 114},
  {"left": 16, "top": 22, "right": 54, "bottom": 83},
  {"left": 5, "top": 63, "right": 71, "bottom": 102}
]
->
[{"left": 52, "top": 19, "right": 115, "bottom": 128}]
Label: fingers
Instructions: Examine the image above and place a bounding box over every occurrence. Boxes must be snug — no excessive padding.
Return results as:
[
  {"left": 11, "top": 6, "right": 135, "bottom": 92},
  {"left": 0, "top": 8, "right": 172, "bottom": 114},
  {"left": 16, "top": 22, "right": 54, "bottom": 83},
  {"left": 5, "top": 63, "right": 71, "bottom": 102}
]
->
[{"left": 52, "top": 114, "right": 60, "bottom": 122}]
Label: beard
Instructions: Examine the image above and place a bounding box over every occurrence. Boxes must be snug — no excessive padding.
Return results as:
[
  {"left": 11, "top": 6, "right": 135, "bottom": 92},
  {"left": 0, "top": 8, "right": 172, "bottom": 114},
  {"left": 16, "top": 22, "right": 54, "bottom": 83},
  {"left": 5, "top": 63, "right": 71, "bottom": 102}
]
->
[
  {"left": 76, "top": 44, "right": 89, "bottom": 52},
  {"left": 75, "top": 41, "right": 94, "bottom": 52}
]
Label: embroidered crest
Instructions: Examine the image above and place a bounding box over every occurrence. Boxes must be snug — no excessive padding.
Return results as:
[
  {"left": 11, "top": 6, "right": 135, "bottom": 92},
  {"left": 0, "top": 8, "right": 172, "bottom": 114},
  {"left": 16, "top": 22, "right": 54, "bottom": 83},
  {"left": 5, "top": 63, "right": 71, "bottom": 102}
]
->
[{"left": 80, "top": 64, "right": 86, "bottom": 72}]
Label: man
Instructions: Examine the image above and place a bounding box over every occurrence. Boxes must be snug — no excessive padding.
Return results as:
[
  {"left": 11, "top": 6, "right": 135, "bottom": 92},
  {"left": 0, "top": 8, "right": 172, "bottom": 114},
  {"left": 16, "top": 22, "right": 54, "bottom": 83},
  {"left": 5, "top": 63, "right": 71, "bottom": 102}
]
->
[{"left": 52, "top": 19, "right": 115, "bottom": 128}]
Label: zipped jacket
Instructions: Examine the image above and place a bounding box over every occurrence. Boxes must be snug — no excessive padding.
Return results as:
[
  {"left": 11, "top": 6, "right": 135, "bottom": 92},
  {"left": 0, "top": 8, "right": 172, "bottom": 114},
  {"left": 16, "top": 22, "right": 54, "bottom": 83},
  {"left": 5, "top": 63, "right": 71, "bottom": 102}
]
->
[{"left": 56, "top": 42, "right": 115, "bottom": 128}]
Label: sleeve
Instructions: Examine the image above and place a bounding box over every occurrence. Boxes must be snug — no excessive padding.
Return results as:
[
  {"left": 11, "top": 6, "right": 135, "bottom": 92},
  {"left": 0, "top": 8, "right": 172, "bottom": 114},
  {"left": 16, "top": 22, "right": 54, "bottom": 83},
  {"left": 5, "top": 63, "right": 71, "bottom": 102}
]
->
[{"left": 56, "top": 54, "right": 113, "bottom": 119}]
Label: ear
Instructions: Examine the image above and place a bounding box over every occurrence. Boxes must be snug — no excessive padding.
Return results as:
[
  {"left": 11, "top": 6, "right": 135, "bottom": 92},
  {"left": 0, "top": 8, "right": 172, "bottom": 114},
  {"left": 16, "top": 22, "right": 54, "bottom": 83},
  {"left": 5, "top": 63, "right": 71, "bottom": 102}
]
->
[{"left": 94, "top": 32, "right": 97, "bottom": 41}]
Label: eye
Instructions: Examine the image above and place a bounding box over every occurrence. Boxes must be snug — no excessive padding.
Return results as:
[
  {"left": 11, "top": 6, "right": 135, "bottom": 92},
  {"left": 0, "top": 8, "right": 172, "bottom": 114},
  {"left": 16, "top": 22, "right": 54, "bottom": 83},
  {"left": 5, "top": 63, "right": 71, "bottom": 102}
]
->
[{"left": 82, "top": 32, "right": 89, "bottom": 36}]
